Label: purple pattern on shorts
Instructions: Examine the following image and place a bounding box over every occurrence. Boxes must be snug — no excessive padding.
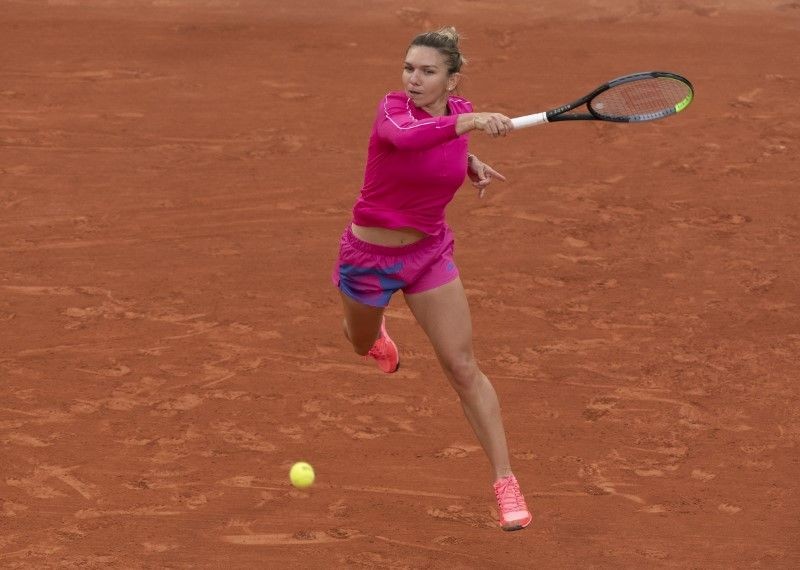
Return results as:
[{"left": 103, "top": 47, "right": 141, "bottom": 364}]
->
[
  {"left": 332, "top": 225, "right": 459, "bottom": 307},
  {"left": 338, "top": 262, "right": 406, "bottom": 307}
]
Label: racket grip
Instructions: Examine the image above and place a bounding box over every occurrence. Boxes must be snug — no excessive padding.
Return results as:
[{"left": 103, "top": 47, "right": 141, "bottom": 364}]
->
[{"left": 510, "top": 112, "right": 548, "bottom": 129}]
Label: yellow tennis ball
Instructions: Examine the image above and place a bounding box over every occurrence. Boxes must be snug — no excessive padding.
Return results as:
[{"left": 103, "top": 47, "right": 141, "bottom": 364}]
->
[{"left": 289, "top": 461, "right": 315, "bottom": 489}]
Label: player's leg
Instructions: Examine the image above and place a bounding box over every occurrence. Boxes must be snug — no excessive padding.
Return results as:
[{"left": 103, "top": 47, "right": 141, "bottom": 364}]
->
[
  {"left": 339, "top": 292, "right": 400, "bottom": 373},
  {"left": 333, "top": 226, "right": 404, "bottom": 372},
  {"left": 404, "top": 277, "right": 531, "bottom": 530},
  {"left": 403, "top": 277, "right": 512, "bottom": 479},
  {"left": 339, "top": 290, "right": 384, "bottom": 356}
]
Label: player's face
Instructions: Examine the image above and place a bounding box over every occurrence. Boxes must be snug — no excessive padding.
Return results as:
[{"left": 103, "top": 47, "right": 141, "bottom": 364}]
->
[{"left": 403, "top": 46, "right": 458, "bottom": 111}]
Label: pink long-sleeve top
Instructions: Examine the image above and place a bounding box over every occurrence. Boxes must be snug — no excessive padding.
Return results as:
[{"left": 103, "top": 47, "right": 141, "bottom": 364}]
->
[{"left": 351, "top": 91, "right": 472, "bottom": 234}]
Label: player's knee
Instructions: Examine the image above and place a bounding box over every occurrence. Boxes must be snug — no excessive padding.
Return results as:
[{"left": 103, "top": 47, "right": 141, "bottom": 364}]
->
[{"left": 442, "top": 356, "right": 480, "bottom": 393}]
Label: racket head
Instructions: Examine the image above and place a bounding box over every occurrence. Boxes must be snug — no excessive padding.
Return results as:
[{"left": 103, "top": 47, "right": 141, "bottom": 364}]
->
[{"left": 587, "top": 71, "right": 694, "bottom": 122}]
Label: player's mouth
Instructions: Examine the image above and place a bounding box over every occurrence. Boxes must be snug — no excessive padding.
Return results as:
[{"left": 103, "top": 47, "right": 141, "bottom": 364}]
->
[{"left": 408, "top": 89, "right": 422, "bottom": 97}]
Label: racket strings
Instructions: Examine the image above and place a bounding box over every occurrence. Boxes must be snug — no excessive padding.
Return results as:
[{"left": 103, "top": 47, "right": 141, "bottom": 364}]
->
[{"left": 590, "top": 77, "right": 691, "bottom": 119}]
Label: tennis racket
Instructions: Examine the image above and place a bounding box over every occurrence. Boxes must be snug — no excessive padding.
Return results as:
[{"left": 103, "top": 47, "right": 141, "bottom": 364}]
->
[{"left": 510, "top": 71, "right": 694, "bottom": 129}]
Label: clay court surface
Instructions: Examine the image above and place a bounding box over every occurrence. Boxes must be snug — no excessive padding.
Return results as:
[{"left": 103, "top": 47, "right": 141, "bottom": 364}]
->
[{"left": 2, "top": 0, "right": 799, "bottom": 567}]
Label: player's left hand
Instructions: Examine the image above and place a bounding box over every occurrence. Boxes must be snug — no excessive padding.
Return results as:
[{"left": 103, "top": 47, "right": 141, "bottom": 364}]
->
[{"left": 468, "top": 156, "right": 506, "bottom": 198}]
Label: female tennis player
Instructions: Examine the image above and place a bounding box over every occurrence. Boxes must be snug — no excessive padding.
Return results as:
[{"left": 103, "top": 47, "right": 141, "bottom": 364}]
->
[{"left": 331, "top": 27, "right": 531, "bottom": 531}]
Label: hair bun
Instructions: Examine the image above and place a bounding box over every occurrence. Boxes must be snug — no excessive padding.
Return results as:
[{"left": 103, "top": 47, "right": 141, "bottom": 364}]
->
[{"left": 434, "top": 26, "right": 460, "bottom": 46}]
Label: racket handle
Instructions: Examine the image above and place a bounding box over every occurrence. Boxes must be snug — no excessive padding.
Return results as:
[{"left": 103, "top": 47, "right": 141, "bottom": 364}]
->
[{"left": 510, "top": 112, "right": 548, "bottom": 129}]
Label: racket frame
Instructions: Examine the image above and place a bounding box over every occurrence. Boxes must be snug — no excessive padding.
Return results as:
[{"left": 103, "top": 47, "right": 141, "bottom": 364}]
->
[{"left": 511, "top": 71, "right": 694, "bottom": 129}]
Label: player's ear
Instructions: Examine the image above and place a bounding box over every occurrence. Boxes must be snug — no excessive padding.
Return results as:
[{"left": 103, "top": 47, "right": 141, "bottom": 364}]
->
[{"left": 447, "top": 72, "right": 461, "bottom": 93}]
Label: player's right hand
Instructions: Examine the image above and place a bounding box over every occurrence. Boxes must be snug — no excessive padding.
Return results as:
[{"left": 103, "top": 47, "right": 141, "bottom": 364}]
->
[{"left": 472, "top": 113, "right": 514, "bottom": 137}]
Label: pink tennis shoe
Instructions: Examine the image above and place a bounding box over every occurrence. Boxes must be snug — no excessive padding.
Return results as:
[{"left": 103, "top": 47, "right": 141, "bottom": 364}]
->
[
  {"left": 493, "top": 474, "right": 532, "bottom": 531},
  {"left": 366, "top": 317, "right": 399, "bottom": 373}
]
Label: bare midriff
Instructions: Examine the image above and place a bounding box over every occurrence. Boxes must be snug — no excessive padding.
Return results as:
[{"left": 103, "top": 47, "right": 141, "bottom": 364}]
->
[{"left": 351, "top": 223, "right": 427, "bottom": 247}]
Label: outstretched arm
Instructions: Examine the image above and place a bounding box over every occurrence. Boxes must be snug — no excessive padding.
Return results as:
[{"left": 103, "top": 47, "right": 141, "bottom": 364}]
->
[
  {"left": 376, "top": 94, "right": 460, "bottom": 150},
  {"left": 457, "top": 113, "right": 515, "bottom": 137},
  {"left": 376, "top": 94, "right": 516, "bottom": 150}
]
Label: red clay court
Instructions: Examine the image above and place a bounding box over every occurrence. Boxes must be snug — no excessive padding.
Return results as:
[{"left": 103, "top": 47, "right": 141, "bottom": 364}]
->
[{"left": 1, "top": 0, "right": 799, "bottom": 567}]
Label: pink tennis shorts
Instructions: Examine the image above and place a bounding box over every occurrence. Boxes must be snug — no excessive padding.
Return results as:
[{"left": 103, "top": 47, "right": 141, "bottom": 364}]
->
[{"left": 332, "top": 225, "right": 459, "bottom": 307}]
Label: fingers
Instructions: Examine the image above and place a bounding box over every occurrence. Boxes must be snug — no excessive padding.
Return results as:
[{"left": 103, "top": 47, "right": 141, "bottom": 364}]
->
[
  {"left": 478, "top": 113, "right": 514, "bottom": 137},
  {"left": 471, "top": 172, "right": 492, "bottom": 192},
  {"left": 471, "top": 166, "right": 505, "bottom": 188},
  {"left": 485, "top": 166, "right": 507, "bottom": 182},
  {"left": 469, "top": 164, "right": 490, "bottom": 188},
  {"left": 468, "top": 156, "right": 509, "bottom": 200}
]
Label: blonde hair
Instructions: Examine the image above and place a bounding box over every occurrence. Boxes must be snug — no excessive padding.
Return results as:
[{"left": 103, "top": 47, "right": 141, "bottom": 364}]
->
[{"left": 408, "top": 26, "right": 466, "bottom": 74}]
